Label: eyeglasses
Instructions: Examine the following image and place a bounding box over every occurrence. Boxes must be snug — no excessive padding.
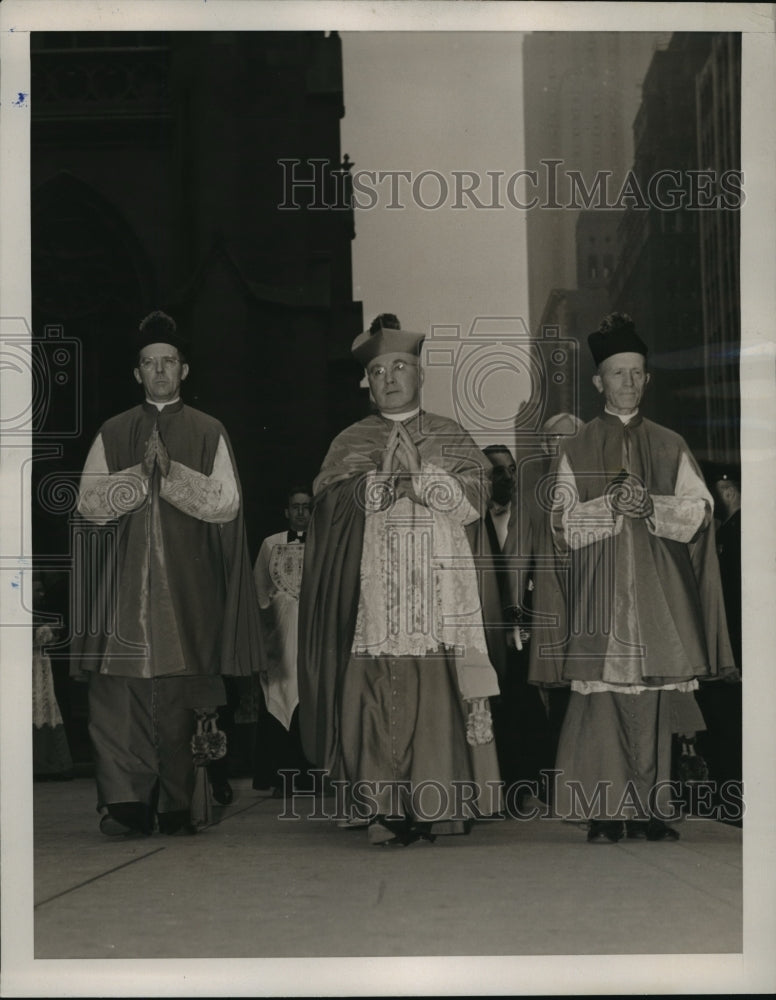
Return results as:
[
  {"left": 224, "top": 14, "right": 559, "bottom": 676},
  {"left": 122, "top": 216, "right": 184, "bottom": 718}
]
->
[
  {"left": 138, "top": 356, "right": 181, "bottom": 370},
  {"left": 367, "top": 360, "right": 417, "bottom": 378}
]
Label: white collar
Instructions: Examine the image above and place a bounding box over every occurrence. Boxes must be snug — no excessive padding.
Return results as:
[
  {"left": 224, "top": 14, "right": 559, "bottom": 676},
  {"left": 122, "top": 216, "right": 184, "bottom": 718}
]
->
[
  {"left": 381, "top": 407, "right": 420, "bottom": 422},
  {"left": 605, "top": 405, "right": 638, "bottom": 424},
  {"left": 146, "top": 398, "right": 180, "bottom": 411}
]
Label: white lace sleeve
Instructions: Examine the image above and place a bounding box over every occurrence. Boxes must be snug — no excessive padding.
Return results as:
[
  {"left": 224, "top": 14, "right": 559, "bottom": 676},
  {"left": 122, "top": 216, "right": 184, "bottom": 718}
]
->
[
  {"left": 77, "top": 434, "right": 148, "bottom": 524},
  {"left": 159, "top": 434, "right": 240, "bottom": 523},
  {"left": 553, "top": 452, "right": 623, "bottom": 551},
  {"left": 647, "top": 451, "right": 712, "bottom": 543}
]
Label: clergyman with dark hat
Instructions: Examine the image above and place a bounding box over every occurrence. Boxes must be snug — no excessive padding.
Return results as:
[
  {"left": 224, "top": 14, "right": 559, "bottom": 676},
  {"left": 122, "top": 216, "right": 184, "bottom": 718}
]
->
[
  {"left": 298, "top": 314, "right": 502, "bottom": 846},
  {"left": 74, "top": 311, "right": 261, "bottom": 837},
  {"left": 548, "top": 312, "right": 736, "bottom": 843}
]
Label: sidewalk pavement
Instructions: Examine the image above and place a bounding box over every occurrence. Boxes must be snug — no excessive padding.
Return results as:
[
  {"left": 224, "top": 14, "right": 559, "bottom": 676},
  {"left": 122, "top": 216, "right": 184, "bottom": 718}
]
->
[{"left": 32, "top": 777, "right": 742, "bottom": 961}]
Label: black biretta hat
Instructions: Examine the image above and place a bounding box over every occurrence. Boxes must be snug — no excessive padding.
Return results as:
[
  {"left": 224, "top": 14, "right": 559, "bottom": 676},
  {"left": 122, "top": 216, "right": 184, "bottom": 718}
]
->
[
  {"left": 588, "top": 313, "right": 648, "bottom": 367},
  {"left": 134, "top": 311, "right": 190, "bottom": 358}
]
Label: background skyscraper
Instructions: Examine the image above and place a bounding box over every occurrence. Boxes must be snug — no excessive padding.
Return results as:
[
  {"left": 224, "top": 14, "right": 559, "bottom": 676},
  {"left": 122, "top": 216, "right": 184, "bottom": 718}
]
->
[
  {"left": 610, "top": 32, "right": 741, "bottom": 461},
  {"left": 522, "top": 31, "right": 669, "bottom": 333}
]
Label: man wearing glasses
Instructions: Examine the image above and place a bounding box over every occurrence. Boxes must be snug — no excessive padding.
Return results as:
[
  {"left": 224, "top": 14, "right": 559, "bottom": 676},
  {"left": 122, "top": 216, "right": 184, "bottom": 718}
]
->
[
  {"left": 75, "top": 311, "right": 261, "bottom": 837},
  {"left": 298, "top": 315, "right": 502, "bottom": 846}
]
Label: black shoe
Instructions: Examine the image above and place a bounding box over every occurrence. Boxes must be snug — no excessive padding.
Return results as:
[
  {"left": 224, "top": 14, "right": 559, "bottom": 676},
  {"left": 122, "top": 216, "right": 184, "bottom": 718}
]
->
[
  {"left": 412, "top": 821, "right": 437, "bottom": 845},
  {"left": 99, "top": 813, "right": 148, "bottom": 838},
  {"left": 368, "top": 815, "right": 422, "bottom": 847},
  {"left": 625, "top": 820, "right": 649, "bottom": 840},
  {"left": 645, "top": 818, "right": 680, "bottom": 841},
  {"left": 164, "top": 823, "right": 198, "bottom": 837},
  {"left": 158, "top": 810, "right": 196, "bottom": 835},
  {"left": 587, "top": 820, "right": 624, "bottom": 843},
  {"left": 211, "top": 779, "right": 233, "bottom": 806},
  {"left": 102, "top": 801, "right": 153, "bottom": 836}
]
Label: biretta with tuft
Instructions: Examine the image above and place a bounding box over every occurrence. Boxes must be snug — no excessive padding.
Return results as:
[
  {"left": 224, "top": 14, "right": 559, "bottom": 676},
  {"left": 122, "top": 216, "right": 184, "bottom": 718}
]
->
[
  {"left": 134, "top": 310, "right": 190, "bottom": 358},
  {"left": 588, "top": 313, "right": 648, "bottom": 367}
]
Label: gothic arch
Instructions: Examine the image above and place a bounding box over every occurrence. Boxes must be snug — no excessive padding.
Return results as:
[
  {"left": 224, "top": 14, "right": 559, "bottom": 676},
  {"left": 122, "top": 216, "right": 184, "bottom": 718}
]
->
[{"left": 32, "top": 171, "right": 156, "bottom": 324}]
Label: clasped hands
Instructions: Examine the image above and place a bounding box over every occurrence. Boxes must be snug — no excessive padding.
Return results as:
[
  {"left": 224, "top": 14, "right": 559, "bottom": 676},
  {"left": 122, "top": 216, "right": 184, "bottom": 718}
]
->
[
  {"left": 605, "top": 470, "right": 653, "bottom": 519},
  {"left": 141, "top": 427, "right": 171, "bottom": 478},
  {"left": 379, "top": 421, "right": 422, "bottom": 500}
]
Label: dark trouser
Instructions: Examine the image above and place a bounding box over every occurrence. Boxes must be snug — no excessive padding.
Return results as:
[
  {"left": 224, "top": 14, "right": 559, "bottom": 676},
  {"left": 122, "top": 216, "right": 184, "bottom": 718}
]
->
[
  {"left": 694, "top": 679, "right": 743, "bottom": 813},
  {"left": 253, "top": 700, "right": 313, "bottom": 791},
  {"left": 491, "top": 648, "right": 555, "bottom": 795},
  {"left": 88, "top": 673, "right": 224, "bottom": 824}
]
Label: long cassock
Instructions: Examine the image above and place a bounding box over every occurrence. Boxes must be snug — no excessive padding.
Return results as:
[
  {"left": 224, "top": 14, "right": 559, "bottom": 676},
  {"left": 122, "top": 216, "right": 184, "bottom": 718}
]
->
[
  {"left": 254, "top": 530, "right": 304, "bottom": 731},
  {"left": 74, "top": 399, "right": 262, "bottom": 818},
  {"left": 252, "top": 529, "right": 312, "bottom": 788},
  {"left": 549, "top": 410, "right": 736, "bottom": 821},
  {"left": 298, "top": 410, "right": 502, "bottom": 830}
]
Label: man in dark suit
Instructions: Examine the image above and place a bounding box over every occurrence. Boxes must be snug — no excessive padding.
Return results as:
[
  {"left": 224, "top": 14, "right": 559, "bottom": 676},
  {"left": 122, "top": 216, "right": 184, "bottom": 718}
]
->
[
  {"left": 480, "top": 444, "right": 553, "bottom": 809},
  {"left": 694, "top": 465, "right": 742, "bottom": 822}
]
